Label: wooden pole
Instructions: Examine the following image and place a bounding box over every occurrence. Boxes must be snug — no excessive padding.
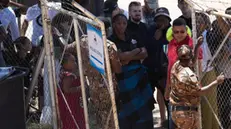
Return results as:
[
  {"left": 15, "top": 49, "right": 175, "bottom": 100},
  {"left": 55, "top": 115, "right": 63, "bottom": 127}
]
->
[
  {"left": 40, "top": 0, "right": 59, "bottom": 128},
  {"left": 73, "top": 19, "right": 90, "bottom": 129}
]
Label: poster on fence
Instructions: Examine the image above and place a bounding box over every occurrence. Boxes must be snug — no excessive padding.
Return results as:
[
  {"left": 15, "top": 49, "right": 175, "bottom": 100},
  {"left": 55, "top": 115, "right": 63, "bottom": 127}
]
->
[{"left": 87, "top": 24, "right": 105, "bottom": 75}]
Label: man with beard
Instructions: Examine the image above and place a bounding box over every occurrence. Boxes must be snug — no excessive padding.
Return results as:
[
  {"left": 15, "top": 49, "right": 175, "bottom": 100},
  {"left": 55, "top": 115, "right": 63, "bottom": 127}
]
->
[
  {"left": 127, "top": 1, "right": 149, "bottom": 61},
  {"left": 178, "top": 0, "right": 192, "bottom": 30}
]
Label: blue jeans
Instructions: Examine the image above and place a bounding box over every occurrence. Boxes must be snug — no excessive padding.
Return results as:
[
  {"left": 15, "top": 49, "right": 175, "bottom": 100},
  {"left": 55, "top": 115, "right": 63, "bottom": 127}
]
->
[
  {"left": 119, "top": 106, "right": 153, "bottom": 129},
  {"left": 168, "top": 104, "right": 175, "bottom": 129},
  {"left": 119, "top": 118, "right": 153, "bottom": 129}
]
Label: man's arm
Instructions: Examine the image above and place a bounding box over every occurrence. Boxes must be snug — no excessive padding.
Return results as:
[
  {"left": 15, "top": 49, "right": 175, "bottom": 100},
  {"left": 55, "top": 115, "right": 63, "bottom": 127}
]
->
[
  {"left": 164, "top": 65, "right": 172, "bottom": 100},
  {"left": 192, "top": 36, "right": 203, "bottom": 64},
  {"left": 118, "top": 48, "right": 141, "bottom": 61},
  {"left": 130, "top": 47, "right": 148, "bottom": 60},
  {"left": 9, "top": 14, "right": 20, "bottom": 41},
  {"left": 206, "top": 9, "right": 230, "bottom": 35},
  {"left": 21, "top": 19, "right": 28, "bottom": 36},
  {"left": 9, "top": 1, "right": 28, "bottom": 14},
  {"left": 216, "top": 16, "right": 230, "bottom": 35}
]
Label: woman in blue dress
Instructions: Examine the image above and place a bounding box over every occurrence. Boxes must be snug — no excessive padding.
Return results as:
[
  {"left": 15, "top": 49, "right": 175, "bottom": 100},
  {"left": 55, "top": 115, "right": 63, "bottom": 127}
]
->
[{"left": 109, "top": 14, "right": 154, "bottom": 129}]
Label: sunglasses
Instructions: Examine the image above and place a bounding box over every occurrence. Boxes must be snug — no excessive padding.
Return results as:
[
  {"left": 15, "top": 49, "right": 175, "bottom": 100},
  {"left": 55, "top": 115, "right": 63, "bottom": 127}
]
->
[{"left": 173, "top": 30, "right": 186, "bottom": 34}]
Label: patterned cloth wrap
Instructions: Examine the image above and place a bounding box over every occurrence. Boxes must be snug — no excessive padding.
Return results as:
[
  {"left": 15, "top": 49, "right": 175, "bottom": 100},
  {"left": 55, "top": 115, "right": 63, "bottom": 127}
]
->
[
  {"left": 170, "top": 61, "right": 201, "bottom": 129},
  {"left": 77, "top": 37, "right": 118, "bottom": 128},
  {"left": 116, "top": 63, "right": 154, "bottom": 123}
]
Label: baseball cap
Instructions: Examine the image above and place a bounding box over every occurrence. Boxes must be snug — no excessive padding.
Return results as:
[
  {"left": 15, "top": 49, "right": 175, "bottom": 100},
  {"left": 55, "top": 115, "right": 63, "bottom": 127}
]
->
[
  {"left": 103, "top": 0, "right": 118, "bottom": 14},
  {"left": 154, "top": 7, "right": 171, "bottom": 21}
]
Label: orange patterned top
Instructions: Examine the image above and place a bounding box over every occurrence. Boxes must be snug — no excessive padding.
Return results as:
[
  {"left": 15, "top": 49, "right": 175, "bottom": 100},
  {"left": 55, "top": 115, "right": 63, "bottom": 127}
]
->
[{"left": 170, "top": 61, "right": 201, "bottom": 107}]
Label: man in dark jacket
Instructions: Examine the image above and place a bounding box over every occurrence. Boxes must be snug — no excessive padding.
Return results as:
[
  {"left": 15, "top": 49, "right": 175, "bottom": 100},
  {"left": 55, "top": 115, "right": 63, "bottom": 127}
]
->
[
  {"left": 142, "top": 7, "right": 171, "bottom": 127},
  {"left": 127, "top": 1, "right": 148, "bottom": 55},
  {"left": 178, "top": 0, "right": 192, "bottom": 29}
]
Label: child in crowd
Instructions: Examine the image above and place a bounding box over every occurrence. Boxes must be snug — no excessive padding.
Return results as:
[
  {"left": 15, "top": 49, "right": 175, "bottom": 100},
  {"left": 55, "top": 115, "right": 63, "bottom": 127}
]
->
[
  {"left": 58, "top": 53, "right": 85, "bottom": 129},
  {"left": 3, "top": 36, "right": 32, "bottom": 67}
]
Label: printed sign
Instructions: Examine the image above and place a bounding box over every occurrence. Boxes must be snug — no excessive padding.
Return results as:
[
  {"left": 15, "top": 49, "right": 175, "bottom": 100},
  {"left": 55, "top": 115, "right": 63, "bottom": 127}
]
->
[{"left": 87, "top": 24, "right": 105, "bottom": 75}]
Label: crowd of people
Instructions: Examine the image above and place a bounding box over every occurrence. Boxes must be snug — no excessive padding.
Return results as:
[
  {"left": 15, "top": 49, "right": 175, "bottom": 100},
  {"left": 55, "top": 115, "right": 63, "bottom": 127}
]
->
[
  {"left": 1, "top": 0, "right": 231, "bottom": 129},
  {"left": 104, "top": 0, "right": 231, "bottom": 129}
]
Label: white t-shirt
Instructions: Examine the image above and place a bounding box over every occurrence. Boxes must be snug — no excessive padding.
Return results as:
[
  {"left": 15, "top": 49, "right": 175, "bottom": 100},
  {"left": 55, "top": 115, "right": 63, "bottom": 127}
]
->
[
  {"left": 201, "top": 30, "right": 214, "bottom": 72},
  {"left": 0, "top": 7, "right": 20, "bottom": 41},
  {"left": 25, "top": 4, "right": 57, "bottom": 46}
]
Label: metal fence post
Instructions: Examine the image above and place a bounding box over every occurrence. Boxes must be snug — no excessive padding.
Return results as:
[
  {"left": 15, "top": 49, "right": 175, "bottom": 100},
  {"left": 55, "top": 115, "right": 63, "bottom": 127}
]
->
[
  {"left": 191, "top": 7, "right": 203, "bottom": 129},
  {"left": 185, "top": 0, "right": 231, "bottom": 129},
  {"left": 25, "top": 48, "right": 45, "bottom": 110},
  {"left": 40, "top": 0, "right": 59, "bottom": 128}
]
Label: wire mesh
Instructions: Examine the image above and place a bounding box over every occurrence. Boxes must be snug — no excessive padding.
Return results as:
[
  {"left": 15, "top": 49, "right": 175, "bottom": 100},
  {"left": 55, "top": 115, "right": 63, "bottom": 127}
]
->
[
  {"left": 1, "top": 1, "right": 63, "bottom": 128},
  {"left": 76, "top": 19, "right": 118, "bottom": 129},
  {"left": 0, "top": 0, "right": 118, "bottom": 128},
  {"left": 190, "top": 0, "right": 231, "bottom": 128},
  {"left": 189, "top": 0, "right": 231, "bottom": 12},
  {"left": 42, "top": 1, "right": 118, "bottom": 129},
  {"left": 0, "top": 3, "right": 48, "bottom": 129}
]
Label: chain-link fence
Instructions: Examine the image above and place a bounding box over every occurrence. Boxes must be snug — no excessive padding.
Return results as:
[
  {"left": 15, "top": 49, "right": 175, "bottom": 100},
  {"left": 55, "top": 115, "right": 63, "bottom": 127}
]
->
[
  {"left": 23, "top": 1, "right": 58, "bottom": 128},
  {"left": 0, "top": 1, "right": 52, "bottom": 129},
  {"left": 40, "top": 0, "right": 119, "bottom": 129},
  {"left": 1, "top": 0, "right": 119, "bottom": 128},
  {"left": 184, "top": 0, "right": 231, "bottom": 129}
]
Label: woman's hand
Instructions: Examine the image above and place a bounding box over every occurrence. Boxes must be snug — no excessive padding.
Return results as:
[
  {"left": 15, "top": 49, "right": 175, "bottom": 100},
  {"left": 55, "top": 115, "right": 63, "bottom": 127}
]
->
[
  {"left": 132, "top": 48, "right": 142, "bottom": 54},
  {"left": 216, "top": 73, "right": 225, "bottom": 85},
  {"left": 197, "top": 36, "right": 203, "bottom": 45}
]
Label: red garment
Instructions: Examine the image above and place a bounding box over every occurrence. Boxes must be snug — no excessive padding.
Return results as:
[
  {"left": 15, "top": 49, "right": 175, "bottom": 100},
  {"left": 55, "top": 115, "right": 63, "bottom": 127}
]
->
[
  {"left": 167, "top": 35, "right": 203, "bottom": 85},
  {"left": 58, "top": 71, "right": 86, "bottom": 129}
]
